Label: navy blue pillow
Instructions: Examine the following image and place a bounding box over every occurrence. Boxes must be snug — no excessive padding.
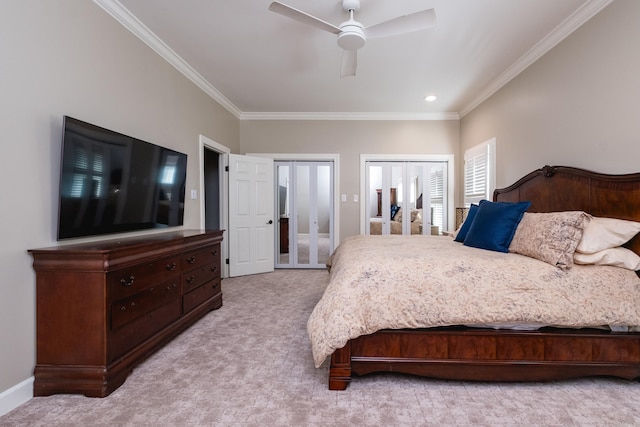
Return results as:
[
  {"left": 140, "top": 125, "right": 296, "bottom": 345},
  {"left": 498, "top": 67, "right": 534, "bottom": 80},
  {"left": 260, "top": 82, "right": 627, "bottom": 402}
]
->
[
  {"left": 454, "top": 204, "right": 479, "bottom": 242},
  {"left": 463, "top": 200, "right": 531, "bottom": 252},
  {"left": 390, "top": 204, "right": 400, "bottom": 220}
]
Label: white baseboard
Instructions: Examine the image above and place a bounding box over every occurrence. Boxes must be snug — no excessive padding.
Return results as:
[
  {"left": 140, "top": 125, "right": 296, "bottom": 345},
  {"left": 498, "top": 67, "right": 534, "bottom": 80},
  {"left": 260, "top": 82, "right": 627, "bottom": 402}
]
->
[{"left": 0, "top": 377, "right": 33, "bottom": 417}]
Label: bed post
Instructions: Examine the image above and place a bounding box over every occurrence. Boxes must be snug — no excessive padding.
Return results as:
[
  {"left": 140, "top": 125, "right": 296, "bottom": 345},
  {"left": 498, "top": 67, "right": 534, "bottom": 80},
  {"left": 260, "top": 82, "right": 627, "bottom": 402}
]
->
[{"left": 329, "top": 342, "right": 351, "bottom": 390}]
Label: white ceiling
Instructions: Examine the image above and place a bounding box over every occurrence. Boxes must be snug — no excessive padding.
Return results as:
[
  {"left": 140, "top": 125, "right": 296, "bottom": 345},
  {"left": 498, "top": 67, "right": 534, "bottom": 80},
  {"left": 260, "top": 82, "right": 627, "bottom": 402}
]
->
[{"left": 98, "top": 0, "right": 611, "bottom": 120}]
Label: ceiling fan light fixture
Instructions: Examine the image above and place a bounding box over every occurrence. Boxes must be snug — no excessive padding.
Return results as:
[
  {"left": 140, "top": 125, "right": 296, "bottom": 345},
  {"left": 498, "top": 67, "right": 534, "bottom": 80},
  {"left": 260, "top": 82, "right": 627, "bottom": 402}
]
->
[
  {"left": 425, "top": 95, "right": 437, "bottom": 102},
  {"left": 337, "top": 22, "right": 366, "bottom": 50}
]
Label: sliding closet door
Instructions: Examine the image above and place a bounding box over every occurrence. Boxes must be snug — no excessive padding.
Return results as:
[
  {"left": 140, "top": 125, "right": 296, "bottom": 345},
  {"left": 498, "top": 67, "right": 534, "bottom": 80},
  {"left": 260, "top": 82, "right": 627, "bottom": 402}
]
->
[{"left": 275, "top": 161, "right": 333, "bottom": 269}]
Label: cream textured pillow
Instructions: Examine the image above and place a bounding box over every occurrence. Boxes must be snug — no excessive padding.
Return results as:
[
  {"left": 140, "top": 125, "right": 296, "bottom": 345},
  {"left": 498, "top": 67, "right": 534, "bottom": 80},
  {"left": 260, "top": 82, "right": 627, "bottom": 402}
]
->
[
  {"left": 576, "top": 216, "right": 640, "bottom": 254},
  {"left": 574, "top": 247, "right": 640, "bottom": 271},
  {"left": 509, "top": 211, "right": 589, "bottom": 270}
]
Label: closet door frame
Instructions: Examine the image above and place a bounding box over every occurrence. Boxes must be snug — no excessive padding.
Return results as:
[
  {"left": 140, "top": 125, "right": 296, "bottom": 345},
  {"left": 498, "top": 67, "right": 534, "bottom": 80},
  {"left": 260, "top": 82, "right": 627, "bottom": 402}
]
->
[{"left": 360, "top": 154, "right": 454, "bottom": 235}]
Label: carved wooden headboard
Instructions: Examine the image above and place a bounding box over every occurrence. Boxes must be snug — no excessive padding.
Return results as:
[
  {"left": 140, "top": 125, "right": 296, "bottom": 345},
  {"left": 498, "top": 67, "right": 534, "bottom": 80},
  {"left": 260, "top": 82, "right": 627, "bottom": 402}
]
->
[{"left": 494, "top": 165, "right": 640, "bottom": 255}]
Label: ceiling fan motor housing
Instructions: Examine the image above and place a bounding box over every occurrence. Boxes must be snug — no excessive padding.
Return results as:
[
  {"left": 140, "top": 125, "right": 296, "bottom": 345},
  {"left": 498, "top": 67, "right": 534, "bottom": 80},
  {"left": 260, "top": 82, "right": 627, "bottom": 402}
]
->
[{"left": 338, "top": 21, "right": 366, "bottom": 50}]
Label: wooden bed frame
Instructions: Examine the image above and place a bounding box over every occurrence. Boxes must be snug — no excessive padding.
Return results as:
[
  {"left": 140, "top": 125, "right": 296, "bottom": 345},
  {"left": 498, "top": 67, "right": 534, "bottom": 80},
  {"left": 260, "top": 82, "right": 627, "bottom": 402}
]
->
[{"left": 329, "top": 165, "right": 640, "bottom": 390}]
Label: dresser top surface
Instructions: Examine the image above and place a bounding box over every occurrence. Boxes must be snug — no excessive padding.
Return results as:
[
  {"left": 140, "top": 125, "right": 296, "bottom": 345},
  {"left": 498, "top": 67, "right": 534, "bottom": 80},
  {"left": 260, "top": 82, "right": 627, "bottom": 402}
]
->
[{"left": 29, "top": 229, "right": 223, "bottom": 254}]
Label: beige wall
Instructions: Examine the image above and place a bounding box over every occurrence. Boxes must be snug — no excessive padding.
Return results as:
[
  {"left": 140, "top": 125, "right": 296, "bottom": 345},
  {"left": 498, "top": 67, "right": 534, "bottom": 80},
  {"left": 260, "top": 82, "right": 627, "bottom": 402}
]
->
[
  {"left": 461, "top": 0, "right": 640, "bottom": 189},
  {"left": 240, "top": 120, "right": 460, "bottom": 239},
  {"left": 0, "top": 1, "right": 239, "bottom": 396}
]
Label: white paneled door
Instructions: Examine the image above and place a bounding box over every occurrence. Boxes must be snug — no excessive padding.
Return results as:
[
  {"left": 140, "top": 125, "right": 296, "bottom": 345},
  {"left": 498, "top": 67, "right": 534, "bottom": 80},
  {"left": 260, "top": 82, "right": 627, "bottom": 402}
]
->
[{"left": 228, "top": 154, "right": 275, "bottom": 277}]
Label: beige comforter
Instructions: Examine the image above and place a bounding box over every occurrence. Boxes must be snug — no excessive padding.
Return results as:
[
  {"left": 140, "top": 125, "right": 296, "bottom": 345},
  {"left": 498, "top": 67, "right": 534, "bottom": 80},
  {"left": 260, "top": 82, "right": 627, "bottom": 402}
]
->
[{"left": 307, "top": 235, "right": 640, "bottom": 367}]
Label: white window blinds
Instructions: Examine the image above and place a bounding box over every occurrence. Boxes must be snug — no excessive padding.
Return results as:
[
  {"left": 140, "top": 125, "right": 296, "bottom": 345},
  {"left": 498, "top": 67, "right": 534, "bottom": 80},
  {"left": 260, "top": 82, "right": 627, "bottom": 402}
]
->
[
  {"left": 430, "top": 167, "right": 444, "bottom": 228},
  {"left": 464, "top": 139, "right": 496, "bottom": 206}
]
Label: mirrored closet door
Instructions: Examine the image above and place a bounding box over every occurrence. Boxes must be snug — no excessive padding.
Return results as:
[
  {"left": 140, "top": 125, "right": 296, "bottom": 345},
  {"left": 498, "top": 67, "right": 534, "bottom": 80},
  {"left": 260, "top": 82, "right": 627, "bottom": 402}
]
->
[
  {"left": 275, "top": 161, "right": 334, "bottom": 269},
  {"left": 366, "top": 161, "right": 448, "bottom": 236}
]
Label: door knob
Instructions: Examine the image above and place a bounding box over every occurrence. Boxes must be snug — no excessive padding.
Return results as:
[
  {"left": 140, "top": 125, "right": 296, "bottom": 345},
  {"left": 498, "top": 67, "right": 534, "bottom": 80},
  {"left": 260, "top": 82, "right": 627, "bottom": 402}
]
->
[{"left": 267, "top": 220, "right": 273, "bottom": 224}]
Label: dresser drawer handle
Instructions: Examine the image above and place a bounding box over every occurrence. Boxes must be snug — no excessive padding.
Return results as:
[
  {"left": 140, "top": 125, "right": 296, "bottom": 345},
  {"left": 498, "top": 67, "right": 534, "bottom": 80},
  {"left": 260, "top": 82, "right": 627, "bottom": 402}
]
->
[
  {"left": 211, "top": 249, "right": 218, "bottom": 256},
  {"left": 186, "top": 276, "right": 196, "bottom": 284},
  {"left": 166, "top": 262, "right": 177, "bottom": 271},
  {"left": 120, "top": 300, "right": 136, "bottom": 311},
  {"left": 187, "top": 256, "right": 196, "bottom": 264},
  {"left": 211, "top": 266, "right": 217, "bottom": 273},
  {"left": 120, "top": 276, "right": 135, "bottom": 287},
  {"left": 167, "top": 283, "right": 178, "bottom": 291}
]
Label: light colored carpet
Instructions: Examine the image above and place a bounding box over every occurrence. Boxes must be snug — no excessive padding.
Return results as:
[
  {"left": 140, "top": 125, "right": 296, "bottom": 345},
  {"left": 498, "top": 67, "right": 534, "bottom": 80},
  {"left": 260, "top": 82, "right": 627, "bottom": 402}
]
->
[
  {"left": 278, "top": 236, "right": 330, "bottom": 266},
  {"left": 3, "top": 269, "right": 640, "bottom": 426}
]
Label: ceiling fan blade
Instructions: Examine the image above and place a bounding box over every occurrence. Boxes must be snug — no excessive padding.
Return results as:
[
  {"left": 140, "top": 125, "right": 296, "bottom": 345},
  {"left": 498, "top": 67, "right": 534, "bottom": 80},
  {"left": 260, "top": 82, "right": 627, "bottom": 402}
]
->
[
  {"left": 341, "top": 50, "right": 357, "bottom": 77},
  {"left": 268, "top": 2, "right": 341, "bottom": 35},
  {"left": 365, "top": 8, "right": 436, "bottom": 39}
]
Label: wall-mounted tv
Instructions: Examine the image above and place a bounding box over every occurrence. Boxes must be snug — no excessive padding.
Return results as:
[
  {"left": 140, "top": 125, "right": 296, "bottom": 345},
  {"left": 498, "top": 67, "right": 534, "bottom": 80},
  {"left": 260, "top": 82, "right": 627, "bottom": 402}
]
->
[{"left": 57, "top": 116, "right": 188, "bottom": 240}]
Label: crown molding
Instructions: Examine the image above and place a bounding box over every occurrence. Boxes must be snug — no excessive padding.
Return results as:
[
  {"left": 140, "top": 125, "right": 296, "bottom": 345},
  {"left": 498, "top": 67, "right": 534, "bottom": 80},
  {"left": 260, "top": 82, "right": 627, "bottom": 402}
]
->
[
  {"left": 92, "top": 0, "right": 242, "bottom": 119},
  {"left": 459, "top": 0, "right": 614, "bottom": 117},
  {"left": 239, "top": 111, "right": 460, "bottom": 121}
]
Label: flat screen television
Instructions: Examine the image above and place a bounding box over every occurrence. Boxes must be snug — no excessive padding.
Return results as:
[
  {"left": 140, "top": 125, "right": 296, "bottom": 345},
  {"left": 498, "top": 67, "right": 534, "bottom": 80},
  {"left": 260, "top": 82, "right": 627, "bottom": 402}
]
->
[{"left": 57, "top": 116, "right": 188, "bottom": 240}]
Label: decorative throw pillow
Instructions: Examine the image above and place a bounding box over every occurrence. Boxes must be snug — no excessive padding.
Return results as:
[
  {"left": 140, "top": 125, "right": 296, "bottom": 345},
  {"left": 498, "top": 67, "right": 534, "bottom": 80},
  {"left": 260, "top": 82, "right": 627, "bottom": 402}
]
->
[
  {"left": 453, "top": 204, "right": 478, "bottom": 242},
  {"left": 463, "top": 200, "right": 531, "bottom": 253},
  {"left": 410, "top": 209, "right": 422, "bottom": 222},
  {"left": 393, "top": 208, "right": 402, "bottom": 222},
  {"left": 390, "top": 204, "right": 400, "bottom": 220},
  {"left": 509, "top": 211, "right": 589, "bottom": 269},
  {"left": 576, "top": 216, "right": 640, "bottom": 254},
  {"left": 574, "top": 246, "right": 640, "bottom": 271}
]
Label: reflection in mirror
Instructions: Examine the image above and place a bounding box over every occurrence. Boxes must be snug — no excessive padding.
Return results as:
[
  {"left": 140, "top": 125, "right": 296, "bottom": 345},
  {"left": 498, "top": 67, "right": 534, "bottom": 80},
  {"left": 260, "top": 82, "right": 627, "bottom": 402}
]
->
[
  {"left": 315, "top": 165, "right": 331, "bottom": 265},
  {"left": 295, "top": 165, "right": 310, "bottom": 266},
  {"left": 276, "top": 164, "right": 290, "bottom": 265}
]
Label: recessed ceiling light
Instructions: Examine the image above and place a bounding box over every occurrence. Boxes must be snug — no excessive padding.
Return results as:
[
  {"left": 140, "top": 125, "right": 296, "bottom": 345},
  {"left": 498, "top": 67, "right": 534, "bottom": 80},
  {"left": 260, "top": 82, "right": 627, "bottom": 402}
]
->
[{"left": 425, "top": 95, "right": 437, "bottom": 102}]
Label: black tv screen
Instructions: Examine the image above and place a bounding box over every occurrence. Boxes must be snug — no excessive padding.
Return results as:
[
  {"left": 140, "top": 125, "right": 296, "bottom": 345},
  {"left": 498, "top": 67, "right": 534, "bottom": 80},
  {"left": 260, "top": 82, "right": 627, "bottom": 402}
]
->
[{"left": 57, "top": 116, "right": 187, "bottom": 240}]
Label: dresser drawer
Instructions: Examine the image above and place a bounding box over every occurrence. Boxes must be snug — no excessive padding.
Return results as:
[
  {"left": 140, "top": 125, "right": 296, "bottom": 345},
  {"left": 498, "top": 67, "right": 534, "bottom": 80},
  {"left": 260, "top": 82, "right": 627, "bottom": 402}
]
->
[
  {"left": 111, "top": 277, "right": 181, "bottom": 331},
  {"left": 183, "top": 264, "right": 219, "bottom": 293},
  {"left": 182, "top": 244, "right": 221, "bottom": 276},
  {"left": 108, "top": 255, "right": 181, "bottom": 301},
  {"left": 109, "top": 298, "right": 182, "bottom": 362},
  {"left": 183, "top": 279, "right": 221, "bottom": 314}
]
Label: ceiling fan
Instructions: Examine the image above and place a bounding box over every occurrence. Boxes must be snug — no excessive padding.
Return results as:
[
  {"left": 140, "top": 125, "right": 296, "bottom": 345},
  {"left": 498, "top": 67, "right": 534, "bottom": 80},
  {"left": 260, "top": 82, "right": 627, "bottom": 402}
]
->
[{"left": 268, "top": 0, "right": 436, "bottom": 77}]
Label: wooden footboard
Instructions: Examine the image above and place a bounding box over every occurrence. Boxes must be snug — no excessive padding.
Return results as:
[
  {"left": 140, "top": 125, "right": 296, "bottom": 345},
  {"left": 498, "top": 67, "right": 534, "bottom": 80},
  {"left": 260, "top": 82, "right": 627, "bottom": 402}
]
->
[{"left": 329, "top": 328, "right": 640, "bottom": 390}]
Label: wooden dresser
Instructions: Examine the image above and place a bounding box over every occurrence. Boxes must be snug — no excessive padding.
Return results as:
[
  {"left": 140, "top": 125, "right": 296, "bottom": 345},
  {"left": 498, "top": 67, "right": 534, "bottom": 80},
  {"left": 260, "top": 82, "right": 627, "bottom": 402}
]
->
[{"left": 28, "top": 229, "right": 224, "bottom": 397}]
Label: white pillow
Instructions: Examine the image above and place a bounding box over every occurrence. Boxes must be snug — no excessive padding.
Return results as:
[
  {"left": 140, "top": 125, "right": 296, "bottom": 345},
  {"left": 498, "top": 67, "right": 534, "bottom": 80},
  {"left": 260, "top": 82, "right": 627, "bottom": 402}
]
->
[
  {"left": 574, "top": 247, "right": 640, "bottom": 271},
  {"left": 576, "top": 216, "right": 640, "bottom": 254}
]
